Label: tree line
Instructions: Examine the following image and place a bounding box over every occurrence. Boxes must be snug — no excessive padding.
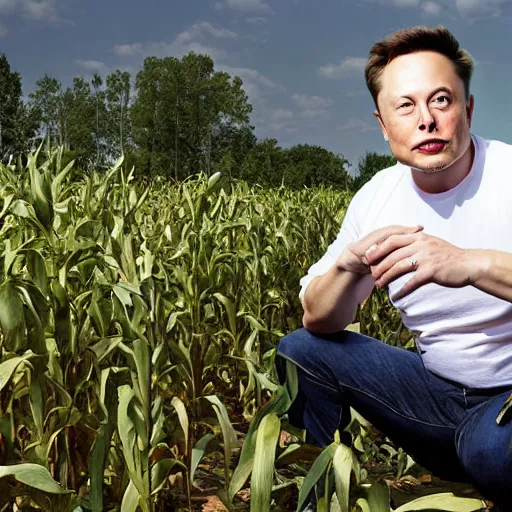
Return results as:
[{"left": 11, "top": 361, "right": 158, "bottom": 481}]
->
[{"left": 0, "top": 52, "right": 395, "bottom": 191}]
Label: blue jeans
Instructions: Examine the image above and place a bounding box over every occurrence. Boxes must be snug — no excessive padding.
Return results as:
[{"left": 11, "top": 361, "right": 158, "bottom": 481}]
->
[{"left": 276, "top": 328, "right": 512, "bottom": 506}]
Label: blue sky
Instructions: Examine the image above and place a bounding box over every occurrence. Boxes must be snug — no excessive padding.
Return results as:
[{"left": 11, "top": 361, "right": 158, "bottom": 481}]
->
[{"left": 1, "top": 0, "right": 511, "bottom": 170}]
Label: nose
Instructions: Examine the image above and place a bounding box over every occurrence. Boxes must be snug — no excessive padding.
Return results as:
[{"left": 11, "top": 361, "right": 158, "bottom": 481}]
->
[{"left": 418, "top": 104, "right": 437, "bottom": 133}]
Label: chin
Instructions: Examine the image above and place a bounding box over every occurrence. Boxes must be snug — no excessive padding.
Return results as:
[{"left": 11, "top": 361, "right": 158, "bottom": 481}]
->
[
  {"left": 410, "top": 162, "right": 450, "bottom": 174},
  {"left": 397, "top": 152, "right": 456, "bottom": 174}
]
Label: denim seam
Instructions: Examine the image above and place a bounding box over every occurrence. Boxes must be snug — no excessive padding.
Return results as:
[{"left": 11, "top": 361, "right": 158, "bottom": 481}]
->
[
  {"left": 278, "top": 351, "right": 457, "bottom": 431},
  {"left": 278, "top": 352, "right": 345, "bottom": 435},
  {"left": 339, "top": 382, "right": 458, "bottom": 430}
]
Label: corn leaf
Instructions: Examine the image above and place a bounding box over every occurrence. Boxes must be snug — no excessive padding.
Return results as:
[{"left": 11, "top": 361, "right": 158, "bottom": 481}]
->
[
  {"left": 121, "top": 479, "right": 140, "bottom": 512},
  {"left": 204, "top": 395, "right": 237, "bottom": 475},
  {"left": 151, "top": 458, "right": 187, "bottom": 495},
  {"left": 367, "top": 481, "right": 390, "bottom": 512},
  {"left": 250, "top": 413, "right": 280, "bottom": 512},
  {"left": 332, "top": 443, "right": 354, "bottom": 512},
  {"left": 355, "top": 498, "right": 371, "bottom": 512},
  {"left": 393, "top": 492, "right": 485, "bottom": 512},
  {"left": 0, "top": 280, "right": 26, "bottom": 351},
  {"left": 229, "top": 384, "right": 292, "bottom": 499},
  {"left": 26, "top": 250, "right": 48, "bottom": 297},
  {"left": 0, "top": 463, "right": 71, "bottom": 494},
  {"left": 90, "top": 369, "right": 119, "bottom": 512},
  {"left": 171, "top": 396, "right": 189, "bottom": 454},
  {"left": 496, "top": 392, "right": 512, "bottom": 425},
  {"left": 0, "top": 351, "right": 36, "bottom": 392},
  {"left": 297, "top": 441, "right": 338, "bottom": 511},
  {"left": 190, "top": 433, "right": 215, "bottom": 484},
  {"left": 213, "top": 293, "right": 237, "bottom": 334}
]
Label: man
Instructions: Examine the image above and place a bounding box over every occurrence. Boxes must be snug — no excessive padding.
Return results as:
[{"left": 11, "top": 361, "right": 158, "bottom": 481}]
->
[{"left": 277, "top": 25, "right": 512, "bottom": 508}]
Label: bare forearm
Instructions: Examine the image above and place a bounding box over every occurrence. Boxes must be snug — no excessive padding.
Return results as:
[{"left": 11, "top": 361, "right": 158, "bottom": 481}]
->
[
  {"left": 469, "top": 249, "right": 512, "bottom": 303},
  {"left": 300, "top": 225, "right": 422, "bottom": 332},
  {"left": 302, "top": 265, "right": 372, "bottom": 333}
]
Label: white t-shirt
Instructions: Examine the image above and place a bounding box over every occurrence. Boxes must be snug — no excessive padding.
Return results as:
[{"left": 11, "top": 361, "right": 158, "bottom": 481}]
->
[{"left": 300, "top": 134, "right": 512, "bottom": 388}]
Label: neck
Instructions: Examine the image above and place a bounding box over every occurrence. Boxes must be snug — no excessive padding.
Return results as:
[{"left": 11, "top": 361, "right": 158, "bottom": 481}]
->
[{"left": 411, "top": 139, "right": 475, "bottom": 194}]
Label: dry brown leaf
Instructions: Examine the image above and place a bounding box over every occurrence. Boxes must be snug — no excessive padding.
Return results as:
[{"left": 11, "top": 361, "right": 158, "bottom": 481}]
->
[
  {"left": 236, "top": 488, "right": 251, "bottom": 502},
  {"left": 416, "top": 474, "right": 433, "bottom": 484},
  {"left": 279, "top": 430, "right": 295, "bottom": 448},
  {"left": 201, "top": 495, "right": 228, "bottom": 512}
]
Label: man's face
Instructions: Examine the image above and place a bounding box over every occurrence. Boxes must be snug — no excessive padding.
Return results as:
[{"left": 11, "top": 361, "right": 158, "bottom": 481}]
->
[{"left": 375, "top": 51, "right": 474, "bottom": 173}]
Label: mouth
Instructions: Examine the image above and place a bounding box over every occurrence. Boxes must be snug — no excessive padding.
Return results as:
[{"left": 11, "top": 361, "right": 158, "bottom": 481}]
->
[{"left": 413, "top": 138, "right": 448, "bottom": 153}]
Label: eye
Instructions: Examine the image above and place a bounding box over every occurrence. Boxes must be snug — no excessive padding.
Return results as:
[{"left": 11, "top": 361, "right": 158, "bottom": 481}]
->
[
  {"left": 432, "top": 95, "right": 451, "bottom": 106},
  {"left": 397, "top": 101, "right": 414, "bottom": 113}
]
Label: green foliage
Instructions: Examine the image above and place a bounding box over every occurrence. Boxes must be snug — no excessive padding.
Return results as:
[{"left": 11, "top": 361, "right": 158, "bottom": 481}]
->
[
  {"left": 0, "top": 147, "right": 484, "bottom": 511},
  {"left": 29, "top": 74, "right": 63, "bottom": 149},
  {"left": 106, "top": 70, "right": 131, "bottom": 158},
  {"left": 0, "top": 54, "right": 38, "bottom": 157},
  {"left": 0, "top": 148, "right": 353, "bottom": 509},
  {"left": 6, "top": 49, "right": 356, "bottom": 189},
  {"left": 350, "top": 151, "right": 397, "bottom": 192},
  {"left": 131, "top": 53, "right": 252, "bottom": 179},
  {"left": 239, "top": 139, "right": 352, "bottom": 189}
]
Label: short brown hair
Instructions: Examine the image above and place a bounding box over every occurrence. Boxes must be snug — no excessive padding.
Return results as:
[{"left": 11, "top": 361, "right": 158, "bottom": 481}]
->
[{"left": 365, "top": 26, "right": 474, "bottom": 109}]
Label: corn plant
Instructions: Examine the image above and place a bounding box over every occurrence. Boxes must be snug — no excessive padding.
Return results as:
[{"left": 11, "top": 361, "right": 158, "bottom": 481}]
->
[{"left": 0, "top": 145, "right": 487, "bottom": 511}]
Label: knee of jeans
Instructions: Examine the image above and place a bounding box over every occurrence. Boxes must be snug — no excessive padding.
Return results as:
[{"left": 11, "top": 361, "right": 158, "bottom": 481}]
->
[{"left": 277, "top": 328, "right": 319, "bottom": 366}]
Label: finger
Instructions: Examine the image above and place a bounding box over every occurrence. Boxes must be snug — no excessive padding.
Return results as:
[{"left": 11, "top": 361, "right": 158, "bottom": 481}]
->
[
  {"left": 371, "top": 246, "right": 414, "bottom": 281},
  {"left": 374, "top": 256, "right": 418, "bottom": 288},
  {"left": 365, "top": 233, "right": 421, "bottom": 265},
  {"left": 391, "top": 270, "right": 430, "bottom": 301},
  {"left": 369, "top": 224, "right": 424, "bottom": 246}
]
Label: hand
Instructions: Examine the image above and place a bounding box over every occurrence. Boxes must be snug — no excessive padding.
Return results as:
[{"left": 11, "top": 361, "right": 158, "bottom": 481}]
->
[
  {"left": 365, "top": 232, "right": 473, "bottom": 300},
  {"left": 337, "top": 224, "right": 424, "bottom": 274}
]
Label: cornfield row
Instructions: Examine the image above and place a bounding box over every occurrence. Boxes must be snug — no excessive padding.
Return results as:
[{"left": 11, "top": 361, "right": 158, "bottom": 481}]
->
[{"left": 0, "top": 148, "right": 487, "bottom": 511}]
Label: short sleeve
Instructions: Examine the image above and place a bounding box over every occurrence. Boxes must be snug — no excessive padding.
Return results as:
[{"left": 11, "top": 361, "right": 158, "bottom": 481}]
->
[{"left": 298, "top": 190, "right": 364, "bottom": 301}]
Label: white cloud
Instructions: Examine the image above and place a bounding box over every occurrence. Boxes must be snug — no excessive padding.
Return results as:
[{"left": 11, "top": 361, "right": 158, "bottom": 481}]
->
[
  {"left": 363, "top": 0, "right": 420, "bottom": 6},
  {"left": 0, "top": 0, "right": 69, "bottom": 23},
  {"left": 292, "top": 94, "right": 332, "bottom": 110},
  {"left": 23, "top": 0, "right": 58, "bottom": 21},
  {"left": 391, "top": 0, "right": 420, "bottom": 6},
  {"left": 0, "top": 0, "right": 17, "bottom": 13},
  {"left": 341, "top": 89, "right": 368, "bottom": 98},
  {"left": 219, "top": 64, "right": 284, "bottom": 104},
  {"left": 271, "top": 109, "right": 294, "bottom": 121},
  {"left": 113, "top": 22, "right": 235, "bottom": 63},
  {"left": 176, "top": 22, "right": 237, "bottom": 44},
  {"left": 318, "top": 57, "right": 366, "bottom": 80},
  {"left": 113, "top": 40, "right": 227, "bottom": 63},
  {"left": 214, "top": 0, "right": 274, "bottom": 14},
  {"left": 76, "top": 59, "right": 108, "bottom": 74},
  {"left": 113, "top": 43, "right": 143, "bottom": 57},
  {"left": 246, "top": 16, "right": 268, "bottom": 23},
  {"left": 292, "top": 93, "right": 333, "bottom": 118},
  {"left": 339, "top": 118, "right": 379, "bottom": 133},
  {"left": 0, "top": 22, "right": 8, "bottom": 36},
  {"left": 373, "top": 0, "right": 511, "bottom": 18},
  {"left": 113, "top": 21, "right": 284, "bottom": 138},
  {"left": 455, "top": 0, "right": 510, "bottom": 17},
  {"left": 265, "top": 108, "right": 295, "bottom": 132},
  {"left": 422, "top": 1, "right": 441, "bottom": 13}
]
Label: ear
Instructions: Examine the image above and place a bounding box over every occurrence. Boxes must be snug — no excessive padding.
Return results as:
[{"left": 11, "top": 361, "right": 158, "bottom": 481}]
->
[
  {"left": 374, "top": 109, "right": 388, "bottom": 141},
  {"left": 466, "top": 95, "right": 475, "bottom": 128}
]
